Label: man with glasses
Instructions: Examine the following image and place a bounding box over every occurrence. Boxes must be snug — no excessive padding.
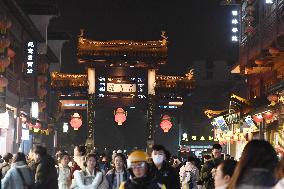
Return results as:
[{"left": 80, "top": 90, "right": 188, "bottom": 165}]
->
[
  {"left": 119, "top": 150, "right": 166, "bottom": 189},
  {"left": 200, "top": 144, "right": 223, "bottom": 189}
]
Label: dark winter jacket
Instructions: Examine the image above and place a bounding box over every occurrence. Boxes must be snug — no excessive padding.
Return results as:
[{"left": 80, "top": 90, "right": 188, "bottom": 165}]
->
[
  {"left": 236, "top": 168, "right": 276, "bottom": 189},
  {"left": 34, "top": 155, "right": 58, "bottom": 189},
  {"left": 152, "top": 161, "right": 180, "bottom": 189},
  {"left": 120, "top": 177, "right": 166, "bottom": 189},
  {"left": 200, "top": 158, "right": 223, "bottom": 189}
]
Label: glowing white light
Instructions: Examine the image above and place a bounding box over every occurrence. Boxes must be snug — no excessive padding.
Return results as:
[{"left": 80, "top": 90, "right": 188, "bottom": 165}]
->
[
  {"left": 232, "top": 10, "right": 238, "bottom": 16},
  {"left": 63, "top": 122, "right": 69, "bottom": 133},
  {"left": 232, "top": 36, "right": 238, "bottom": 42},
  {"left": 232, "top": 28, "right": 238, "bottom": 33},
  {"left": 0, "top": 111, "right": 9, "bottom": 129},
  {"left": 232, "top": 19, "right": 238, "bottom": 24},
  {"left": 31, "top": 102, "right": 39, "bottom": 118},
  {"left": 182, "top": 133, "right": 188, "bottom": 141},
  {"left": 266, "top": 0, "right": 273, "bottom": 4}
]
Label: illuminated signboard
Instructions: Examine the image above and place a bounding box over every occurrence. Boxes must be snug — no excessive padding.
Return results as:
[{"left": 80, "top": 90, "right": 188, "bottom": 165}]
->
[
  {"left": 97, "top": 76, "right": 146, "bottom": 98},
  {"left": 231, "top": 10, "right": 239, "bottom": 42},
  {"left": 107, "top": 83, "right": 137, "bottom": 93},
  {"left": 25, "top": 41, "right": 37, "bottom": 75}
]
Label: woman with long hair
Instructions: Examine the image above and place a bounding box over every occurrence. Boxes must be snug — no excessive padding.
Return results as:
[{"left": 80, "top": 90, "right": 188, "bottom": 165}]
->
[
  {"left": 71, "top": 153, "right": 108, "bottom": 189},
  {"left": 106, "top": 153, "right": 129, "bottom": 189},
  {"left": 57, "top": 152, "right": 71, "bottom": 189},
  {"left": 228, "top": 140, "right": 278, "bottom": 189}
]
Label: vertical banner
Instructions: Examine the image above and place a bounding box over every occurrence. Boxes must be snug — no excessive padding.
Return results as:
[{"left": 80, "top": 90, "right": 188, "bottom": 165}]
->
[{"left": 25, "top": 41, "right": 37, "bottom": 76}]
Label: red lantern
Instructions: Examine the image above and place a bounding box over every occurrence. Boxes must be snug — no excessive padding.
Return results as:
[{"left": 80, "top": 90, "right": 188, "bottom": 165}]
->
[
  {"left": 160, "top": 115, "right": 173, "bottom": 133},
  {"left": 0, "top": 37, "right": 10, "bottom": 48},
  {"left": 253, "top": 114, "right": 263, "bottom": 123},
  {"left": 114, "top": 108, "right": 127, "bottom": 125},
  {"left": 246, "top": 26, "right": 255, "bottom": 34},
  {"left": 7, "top": 48, "right": 15, "bottom": 58},
  {"left": 0, "top": 75, "right": 8, "bottom": 87},
  {"left": 267, "top": 94, "right": 278, "bottom": 102},
  {"left": 263, "top": 111, "right": 273, "bottom": 120},
  {"left": 70, "top": 113, "right": 82, "bottom": 130},
  {"left": 38, "top": 88, "right": 47, "bottom": 98}
]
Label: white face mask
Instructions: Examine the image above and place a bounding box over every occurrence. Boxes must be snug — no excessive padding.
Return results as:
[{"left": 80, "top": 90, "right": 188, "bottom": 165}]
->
[{"left": 152, "top": 155, "right": 164, "bottom": 165}]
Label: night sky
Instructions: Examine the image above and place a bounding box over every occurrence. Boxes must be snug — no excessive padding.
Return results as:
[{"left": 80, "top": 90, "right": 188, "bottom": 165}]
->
[
  {"left": 49, "top": 0, "right": 239, "bottom": 152},
  {"left": 49, "top": 0, "right": 238, "bottom": 75}
]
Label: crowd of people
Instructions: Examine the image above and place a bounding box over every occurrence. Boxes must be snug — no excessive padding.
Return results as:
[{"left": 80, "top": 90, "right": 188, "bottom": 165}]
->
[{"left": 1, "top": 140, "right": 284, "bottom": 189}]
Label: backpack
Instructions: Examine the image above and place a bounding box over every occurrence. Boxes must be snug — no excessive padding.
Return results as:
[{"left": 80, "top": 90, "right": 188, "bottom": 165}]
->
[{"left": 16, "top": 168, "right": 34, "bottom": 189}]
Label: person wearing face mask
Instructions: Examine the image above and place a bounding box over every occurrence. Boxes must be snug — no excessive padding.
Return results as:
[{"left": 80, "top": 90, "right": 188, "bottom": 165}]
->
[
  {"left": 151, "top": 145, "right": 180, "bottom": 189},
  {"left": 119, "top": 150, "right": 166, "bottom": 189}
]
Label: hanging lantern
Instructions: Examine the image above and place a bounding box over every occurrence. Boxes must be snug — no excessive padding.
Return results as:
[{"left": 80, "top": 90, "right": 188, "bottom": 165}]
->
[
  {"left": 114, "top": 108, "right": 127, "bottom": 126},
  {"left": 246, "top": 26, "right": 255, "bottom": 34},
  {"left": 37, "top": 75, "right": 48, "bottom": 84},
  {"left": 38, "top": 88, "right": 47, "bottom": 98},
  {"left": 255, "top": 59, "right": 265, "bottom": 65},
  {"left": 0, "top": 37, "right": 10, "bottom": 48},
  {"left": 33, "top": 121, "right": 41, "bottom": 133},
  {"left": 0, "top": 58, "right": 10, "bottom": 69},
  {"left": 160, "top": 115, "right": 173, "bottom": 133},
  {"left": 267, "top": 94, "right": 278, "bottom": 102},
  {"left": 7, "top": 48, "right": 15, "bottom": 58},
  {"left": 38, "top": 63, "right": 49, "bottom": 73},
  {"left": 70, "top": 113, "right": 82, "bottom": 130},
  {"left": 263, "top": 111, "right": 273, "bottom": 120},
  {"left": 268, "top": 47, "right": 280, "bottom": 56},
  {"left": 253, "top": 114, "right": 263, "bottom": 123},
  {"left": 0, "top": 19, "right": 12, "bottom": 29}
]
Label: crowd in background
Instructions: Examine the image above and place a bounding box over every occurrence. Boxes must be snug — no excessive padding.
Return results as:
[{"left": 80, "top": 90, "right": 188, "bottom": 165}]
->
[{"left": 1, "top": 140, "right": 284, "bottom": 189}]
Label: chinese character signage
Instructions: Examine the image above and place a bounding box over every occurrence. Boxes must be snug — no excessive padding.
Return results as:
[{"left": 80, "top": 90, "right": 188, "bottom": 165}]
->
[
  {"left": 25, "top": 41, "right": 37, "bottom": 75},
  {"left": 231, "top": 10, "right": 239, "bottom": 42}
]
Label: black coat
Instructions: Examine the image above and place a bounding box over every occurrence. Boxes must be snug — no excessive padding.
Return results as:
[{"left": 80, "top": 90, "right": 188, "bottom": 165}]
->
[
  {"left": 34, "top": 155, "right": 58, "bottom": 189},
  {"left": 123, "top": 177, "right": 164, "bottom": 189},
  {"left": 152, "top": 161, "right": 180, "bottom": 189}
]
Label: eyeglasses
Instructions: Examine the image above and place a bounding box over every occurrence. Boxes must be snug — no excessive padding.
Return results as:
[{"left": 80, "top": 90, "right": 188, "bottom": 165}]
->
[{"left": 130, "top": 162, "right": 146, "bottom": 169}]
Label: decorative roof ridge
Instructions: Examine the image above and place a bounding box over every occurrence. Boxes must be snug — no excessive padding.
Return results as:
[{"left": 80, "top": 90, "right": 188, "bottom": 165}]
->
[{"left": 78, "top": 29, "right": 168, "bottom": 47}]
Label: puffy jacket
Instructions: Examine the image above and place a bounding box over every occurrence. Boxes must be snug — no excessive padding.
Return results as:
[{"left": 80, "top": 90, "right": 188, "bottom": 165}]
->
[
  {"left": 152, "top": 161, "right": 180, "bottom": 189},
  {"left": 1, "top": 161, "right": 34, "bottom": 189},
  {"left": 119, "top": 177, "right": 166, "bottom": 189}
]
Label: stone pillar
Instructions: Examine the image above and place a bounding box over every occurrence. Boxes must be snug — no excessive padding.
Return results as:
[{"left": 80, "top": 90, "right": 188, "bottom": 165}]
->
[
  {"left": 147, "top": 69, "right": 156, "bottom": 152},
  {"left": 86, "top": 68, "right": 95, "bottom": 152}
]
